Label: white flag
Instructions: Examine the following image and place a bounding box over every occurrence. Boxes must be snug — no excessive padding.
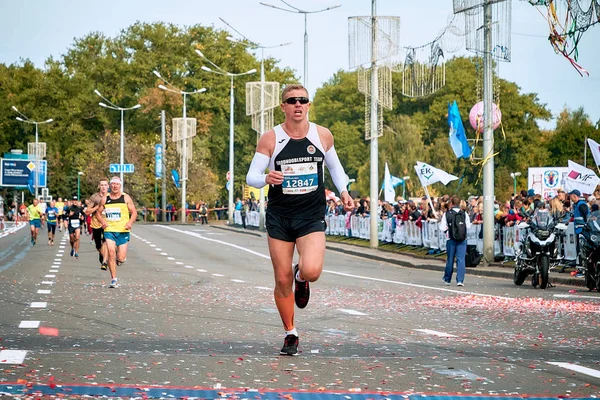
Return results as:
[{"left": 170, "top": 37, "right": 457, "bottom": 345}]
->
[
  {"left": 383, "top": 162, "right": 396, "bottom": 203},
  {"left": 565, "top": 160, "right": 600, "bottom": 195},
  {"left": 587, "top": 138, "right": 600, "bottom": 169},
  {"left": 414, "top": 161, "right": 459, "bottom": 186}
]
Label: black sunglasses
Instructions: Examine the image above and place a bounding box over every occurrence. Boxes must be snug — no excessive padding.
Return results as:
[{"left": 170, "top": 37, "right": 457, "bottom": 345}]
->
[{"left": 283, "top": 97, "right": 309, "bottom": 105}]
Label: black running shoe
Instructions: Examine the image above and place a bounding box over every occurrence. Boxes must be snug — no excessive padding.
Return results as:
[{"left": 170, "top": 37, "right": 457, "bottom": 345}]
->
[
  {"left": 280, "top": 334, "right": 299, "bottom": 356},
  {"left": 100, "top": 262, "right": 108, "bottom": 271},
  {"left": 294, "top": 264, "right": 310, "bottom": 309}
]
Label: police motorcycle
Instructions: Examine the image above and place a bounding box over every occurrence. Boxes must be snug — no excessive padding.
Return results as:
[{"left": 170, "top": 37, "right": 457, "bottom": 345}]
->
[
  {"left": 579, "top": 210, "right": 600, "bottom": 291},
  {"left": 513, "top": 208, "right": 568, "bottom": 289}
]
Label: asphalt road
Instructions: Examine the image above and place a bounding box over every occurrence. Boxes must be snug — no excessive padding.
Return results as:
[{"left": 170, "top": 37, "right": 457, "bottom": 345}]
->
[{"left": 1, "top": 222, "right": 599, "bottom": 399}]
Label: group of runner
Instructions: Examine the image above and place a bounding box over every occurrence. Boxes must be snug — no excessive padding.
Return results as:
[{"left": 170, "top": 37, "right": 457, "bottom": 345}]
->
[{"left": 25, "top": 176, "right": 137, "bottom": 289}]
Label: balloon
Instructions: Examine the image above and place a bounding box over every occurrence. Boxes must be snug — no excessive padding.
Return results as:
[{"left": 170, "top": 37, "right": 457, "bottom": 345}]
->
[{"left": 469, "top": 101, "right": 502, "bottom": 133}]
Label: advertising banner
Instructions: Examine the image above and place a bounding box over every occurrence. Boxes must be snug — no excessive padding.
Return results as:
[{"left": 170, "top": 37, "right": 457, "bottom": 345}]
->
[{"left": 528, "top": 167, "right": 569, "bottom": 199}]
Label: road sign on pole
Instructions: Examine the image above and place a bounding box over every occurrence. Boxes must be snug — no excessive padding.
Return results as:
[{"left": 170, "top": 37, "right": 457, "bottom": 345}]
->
[{"left": 109, "top": 164, "right": 135, "bottom": 174}]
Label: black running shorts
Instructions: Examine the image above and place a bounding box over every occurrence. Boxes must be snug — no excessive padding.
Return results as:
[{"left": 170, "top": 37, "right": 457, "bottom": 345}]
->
[
  {"left": 92, "top": 228, "right": 104, "bottom": 250},
  {"left": 266, "top": 212, "right": 327, "bottom": 242}
]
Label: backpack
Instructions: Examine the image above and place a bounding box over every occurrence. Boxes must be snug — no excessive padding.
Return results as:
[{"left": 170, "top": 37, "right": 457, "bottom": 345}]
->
[
  {"left": 447, "top": 209, "right": 467, "bottom": 241},
  {"left": 465, "top": 245, "right": 482, "bottom": 267}
]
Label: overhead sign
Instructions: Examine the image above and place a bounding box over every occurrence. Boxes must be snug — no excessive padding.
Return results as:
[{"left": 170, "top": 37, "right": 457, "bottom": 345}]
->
[
  {"left": 109, "top": 164, "right": 135, "bottom": 174},
  {"left": 1, "top": 159, "right": 47, "bottom": 188}
]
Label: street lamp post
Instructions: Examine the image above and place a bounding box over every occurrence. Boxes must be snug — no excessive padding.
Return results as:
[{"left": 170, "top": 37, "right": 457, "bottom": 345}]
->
[
  {"left": 510, "top": 172, "right": 521, "bottom": 196},
  {"left": 94, "top": 90, "right": 141, "bottom": 184},
  {"left": 402, "top": 176, "right": 410, "bottom": 200},
  {"left": 196, "top": 49, "right": 256, "bottom": 225},
  {"left": 77, "top": 172, "right": 84, "bottom": 200},
  {"left": 260, "top": 1, "right": 340, "bottom": 92},
  {"left": 222, "top": 22, "right": 290, "bottom": 230},
  {"left": 12, "top": 106, "right": 53, "bottom": 199},
  {"left": 153, "top": 70, "right": 206, "bottom": 224}
]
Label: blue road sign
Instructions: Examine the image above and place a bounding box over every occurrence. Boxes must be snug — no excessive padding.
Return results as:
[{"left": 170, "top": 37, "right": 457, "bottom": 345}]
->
[
  {"left": 1, "top": 159, "right": 47, "bottom": 188},
  {"left": 123, "top": 163, "right": 134, "bottom": 173},
  {"left": 109, "top": 164, "right": 134, "bottom": 174}
]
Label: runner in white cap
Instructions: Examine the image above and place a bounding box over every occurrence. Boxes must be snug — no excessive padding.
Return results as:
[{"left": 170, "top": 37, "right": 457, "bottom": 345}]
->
[{"left": 96, "top": 176, "right": 137, "bottom": 288}]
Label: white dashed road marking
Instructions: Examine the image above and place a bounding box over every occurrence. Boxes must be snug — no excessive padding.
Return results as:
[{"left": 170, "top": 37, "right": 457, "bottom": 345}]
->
[
  {"left": 231, "top": 279, "right": 245, "bottom": 283},
  {"left": 19, "top": 321, "right": 40, "bottom": 328},
  {"left": 338, "top": 309, "right": 368, "bottom": 316},
  {"left": 30, "top": 302, "right": 47, "bottom": 308},
  {"left": 547, "top": 362, "right": 600, "bottom": 378},
  {"left": 0, "top": 350, "right": 28, "bottom": 364},
  {"left": 37, "top": 290, "right": 51, "bottom": 294},
  {"left": 212, "top": 273, "right": 224, "bottom": 277},
  {"left": 414, "top": 329, "right": 458, "bottom": 338}
]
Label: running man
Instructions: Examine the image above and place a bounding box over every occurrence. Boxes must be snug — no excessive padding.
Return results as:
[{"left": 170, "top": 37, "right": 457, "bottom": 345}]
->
[
  {"left": 246, "top": 84, "right": 354, "bottom": 356},
  {"left": 62, "top": 199, "right": 71, "bottom": 231},
  {"left": 67, "top": 196, "right": 84, "bottom": 258},
  {"left": 26, "top": 199, "right": 43, "bottom": 245},
  {"left": 85, "top": 178, "right": 109, "bottom": 270},
  {"left": 55, "top": 197, "right": 65, "bottom": 232},
  {"left": 45, "top": 200, "right": 59, "bottom": 246},
  {"left": 97, "top": 176, "right": 137, "bottom": 288}
]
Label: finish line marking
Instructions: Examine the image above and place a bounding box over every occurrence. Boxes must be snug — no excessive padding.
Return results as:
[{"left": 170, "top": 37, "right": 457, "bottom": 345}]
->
[{"left": 547, "top": 362, "right": 600, "bottom": 378}]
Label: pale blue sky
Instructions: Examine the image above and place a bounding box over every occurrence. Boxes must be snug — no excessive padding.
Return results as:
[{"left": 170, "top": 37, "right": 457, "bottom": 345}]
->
[{"left": 1, "top": 0, "right": 598, "bottom": 129}]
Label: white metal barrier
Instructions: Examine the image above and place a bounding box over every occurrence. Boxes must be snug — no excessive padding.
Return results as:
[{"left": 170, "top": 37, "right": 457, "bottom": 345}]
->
[{"left": 324, "top": 215, "right": 577, "bottom": 261}]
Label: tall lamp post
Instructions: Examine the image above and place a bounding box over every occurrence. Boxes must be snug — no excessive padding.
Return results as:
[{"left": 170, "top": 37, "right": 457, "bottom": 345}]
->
[
  {"left": 510, "top": 172, "right": 521, "bottom": 196},
  {"left": 195, "top": 49, "right": 256, "bottom": 225},
  {"left": 12, "top": 106, "right": 53, "bottom": 199},
  {"left": 94, "top": 90, "right": 141, "bottom": 184},
  {"left": 153, "top": 70, "right": 206, "bottom": 224},
  {"left": 260, "top": 1, "right": 340, "bottom": 92},
  {"left": 402, "top": 176, "right": 410, "bottom": 199},
  {"left": 77, "top": 171, "right": 84, "bottom": 200}
]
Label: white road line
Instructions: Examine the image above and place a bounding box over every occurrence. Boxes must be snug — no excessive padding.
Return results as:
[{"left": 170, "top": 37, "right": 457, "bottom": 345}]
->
[
  {"left": 324, "top": 270, "right": 513, "bottom": 300},
  {"left": 0, "top": 350, "right": 28, "bottom": 364},
  {"left": 30, "top": 302, "right": 47, "bottom": 308},
  {"left": 157, "top": 226, "right": 271, "bottom": 260},
  {"left": 547, "top": 362, "right": 600, "bottom": 378},
  {"left": 59, "top": 246, "right": 65, "bottom": 249},
  {"left": 255, "top": 286, "right": 272, "bottom": 291},
  {"left": 160, "top": 252, "right": 168, "bottom": 255},
  {"left": 175, "top": 262, "right": 183, "bottom": 265},
  {"left": 155, "top": 248, "right": 162, "bottom": 251},
  {"left": 554, "top": 294, "right": 600, "bottom": 300},
  {"left": 49, "top": 270, "right": 58, "bottom": 273},
  {"left": 41, "top": 281, "right": 54, "bottom": 285},
  {"left": 212, "top": 273, "right": 224, "bottom": 277},
  {"left": 19, "top": 321, "right": 40, "bottom": 328},
  {"left": 53, "top": 259, "right": 61, "bottom": 262},
  {"left": 44, "top": 274, "right": 56, "bottom": 278},
  {"left": 414, "top": 329, "right": 458, "bottom": 338},
  {"left": 167, "top": 257, "right": 175, "bottom": 260},
  {"left": 153, "top": 226, "right": 512, "bottom": 300},
  {"left": 184, "top": 265, "right": 194, "bottom": 269},
  {"left": 150, "top": 244, "right": 156, "bottom": 247},
  {"left": 37, "top": 290, "right": 51, "bottom": 294},
  {"left": 231, "top": 279, "right": 245, "bottom": 283},
  {"left": 338, "top": 308, "right": 368, "bottom": 316},
  {"left": 196, "top": 269, "right": 206, "bottom": 272}
]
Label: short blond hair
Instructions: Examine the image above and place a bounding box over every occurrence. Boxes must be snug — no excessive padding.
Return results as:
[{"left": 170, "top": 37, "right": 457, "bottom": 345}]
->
[{"left": 282, "top": 84, "right": 308, "bottom": 101}]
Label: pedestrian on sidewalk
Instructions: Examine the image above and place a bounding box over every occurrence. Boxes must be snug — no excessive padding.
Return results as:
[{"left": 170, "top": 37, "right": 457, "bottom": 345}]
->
[{"left": 439, "top": 195, "right": 472, "bottom": 286}]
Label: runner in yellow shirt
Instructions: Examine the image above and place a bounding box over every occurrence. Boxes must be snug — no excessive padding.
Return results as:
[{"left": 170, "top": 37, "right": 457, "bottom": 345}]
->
[
  {"left": 55, "top": 197, "right": 65, "bottom": 232},
  {"left": 26, "top": 198, "right": 43, "bottom": 245},
  {"left": 97, "top": 176, "right": 137, "bottom": 288}
]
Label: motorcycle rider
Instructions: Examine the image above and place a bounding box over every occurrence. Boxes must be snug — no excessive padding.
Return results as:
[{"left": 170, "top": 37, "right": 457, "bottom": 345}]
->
[{"left": 570, "top": 189, "right": 589, "bottom": 276}]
